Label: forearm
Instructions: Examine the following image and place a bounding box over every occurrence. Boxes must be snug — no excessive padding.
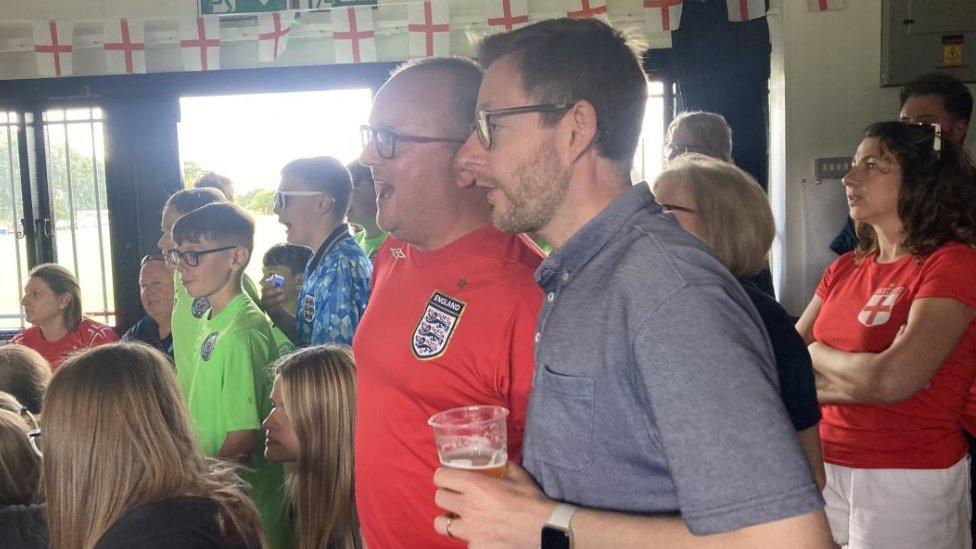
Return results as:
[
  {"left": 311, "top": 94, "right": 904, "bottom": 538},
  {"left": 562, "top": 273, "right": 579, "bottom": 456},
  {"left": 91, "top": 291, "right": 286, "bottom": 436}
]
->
[
  {"left": 570, "top": 509, "right": 834, "bottom": 549},
  {"left": 218, "top": 430, "right": 256, "bottom": 462},
  {"left": 809, "top": 343, "right": 881, "bottom": 399},
  {"left": 814, "top": 370, "right": 862, "bottom": 404}
]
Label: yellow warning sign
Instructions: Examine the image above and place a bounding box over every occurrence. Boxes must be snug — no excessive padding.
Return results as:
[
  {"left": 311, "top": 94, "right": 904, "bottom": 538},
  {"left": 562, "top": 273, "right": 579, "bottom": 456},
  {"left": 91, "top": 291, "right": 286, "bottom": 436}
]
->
[{"left": 943, "top": 34, "right": 964, "bottom": 67}]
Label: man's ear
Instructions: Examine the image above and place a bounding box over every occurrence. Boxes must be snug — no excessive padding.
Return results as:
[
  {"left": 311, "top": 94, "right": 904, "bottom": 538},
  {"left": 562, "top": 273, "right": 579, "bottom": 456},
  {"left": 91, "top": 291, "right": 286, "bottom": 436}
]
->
[
  {"left": 564, "top": 100, "right": 599, "bottom": 163},
  {"left": 318, "top": 194, "right": 336, "bottom": 216},
  {"left": 952, "top": 119, "right": 969, "bottom": 144},
  {"left": 231, "top": 246, "right": 251, "bottom": 270}
]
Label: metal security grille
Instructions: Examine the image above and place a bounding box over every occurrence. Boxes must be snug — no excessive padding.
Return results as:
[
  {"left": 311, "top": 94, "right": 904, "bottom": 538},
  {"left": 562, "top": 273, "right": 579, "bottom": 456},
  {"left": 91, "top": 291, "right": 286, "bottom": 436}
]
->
[
  {"left": 0, "top": 112, "right": 28, "bottom": 331},
  {"left": 42, "top": 107, "right": 115, "bottom": 326}
]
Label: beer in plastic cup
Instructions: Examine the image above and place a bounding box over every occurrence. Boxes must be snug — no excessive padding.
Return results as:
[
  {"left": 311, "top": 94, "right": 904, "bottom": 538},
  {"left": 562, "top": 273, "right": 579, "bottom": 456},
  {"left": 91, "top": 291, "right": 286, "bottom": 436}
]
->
[{"left": 428, "top": 405, "right": 509, "bottom": 478}]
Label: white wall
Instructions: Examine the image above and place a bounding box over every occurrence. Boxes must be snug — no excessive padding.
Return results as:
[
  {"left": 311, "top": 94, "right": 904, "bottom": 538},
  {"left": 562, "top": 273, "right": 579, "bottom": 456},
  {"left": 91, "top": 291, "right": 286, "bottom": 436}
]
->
[{"left": 769, "top": 0, "right": 976, "bottom": 314}]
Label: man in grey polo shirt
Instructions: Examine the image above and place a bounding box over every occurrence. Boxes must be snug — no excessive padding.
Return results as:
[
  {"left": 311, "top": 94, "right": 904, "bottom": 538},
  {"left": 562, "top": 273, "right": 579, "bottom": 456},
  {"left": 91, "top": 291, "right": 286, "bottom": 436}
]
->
[{"left": 432, "top": 18, "right": 833, "bottom": 548}]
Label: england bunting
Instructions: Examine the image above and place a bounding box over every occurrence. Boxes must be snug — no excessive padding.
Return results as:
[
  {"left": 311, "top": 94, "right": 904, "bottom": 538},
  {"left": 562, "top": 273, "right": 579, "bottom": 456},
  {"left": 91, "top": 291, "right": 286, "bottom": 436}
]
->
[
  {"left": 408, "top": 0, "right": 451, "bottom": 58},
  {"left": 726, "top": 0, "right": 766, "bottom": 22},
  {"left": 643, "top": 0, "right": 682, "bottom": 32},
  {"left": 258, "top": 11, "right": 295, "bottom": 62},
  {"left": 333, "top": 7, "right": 376, "bottom": 64},
  {"left": 180, "top": 16, "right": 221, "bottom": 71},
  {"left": 566, "top": 0, "right": 608, "bottom": 22},
  {"left": 808, "top": 0, "right": 847, "bottom": 11},
  {"left": 103, "top": 18, "right": 146, "bottom": 74},
  {"left": 486, "top": 0, "right": 530, "bottom": 33},
  {"left": 33, "top": 21, "right": 73, "bottom": 77}
]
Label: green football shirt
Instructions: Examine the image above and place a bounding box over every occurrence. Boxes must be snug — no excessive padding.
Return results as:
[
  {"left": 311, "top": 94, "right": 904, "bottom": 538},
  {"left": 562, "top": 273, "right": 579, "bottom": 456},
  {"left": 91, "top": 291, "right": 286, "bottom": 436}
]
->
[{"left": 182, "top": 291, "right": 290, "bottom": 549}]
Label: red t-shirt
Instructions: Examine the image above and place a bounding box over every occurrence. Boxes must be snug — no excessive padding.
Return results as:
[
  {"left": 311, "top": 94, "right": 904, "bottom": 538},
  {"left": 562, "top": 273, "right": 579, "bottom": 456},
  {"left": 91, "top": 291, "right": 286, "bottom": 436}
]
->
[
  {"left": 353, "top": 225, "right": 543, "bottom": 549},
  {"left": 814, "top": 242, "right": 976, "bottom": 469},
  {"left": 11, "top": 317, "right": 118, "bottom": 370}
]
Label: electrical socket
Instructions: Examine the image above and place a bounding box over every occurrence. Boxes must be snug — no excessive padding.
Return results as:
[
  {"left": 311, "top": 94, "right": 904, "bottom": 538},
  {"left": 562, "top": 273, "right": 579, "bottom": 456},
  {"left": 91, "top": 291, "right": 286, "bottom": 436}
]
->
[{"left": 815, "top": 157, "right": 853, "bottom": 180}]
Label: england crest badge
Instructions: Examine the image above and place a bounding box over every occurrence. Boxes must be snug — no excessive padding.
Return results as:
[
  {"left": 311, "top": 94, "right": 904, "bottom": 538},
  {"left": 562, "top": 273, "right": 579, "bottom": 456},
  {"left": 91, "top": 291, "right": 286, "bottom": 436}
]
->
[
  {"left": 201, "top": 332, "right": 220, "bottom": 361},
  {"left": 191, "top": 297, "right": 210, "bottom": 319},
  {"left": 302, "top": 294, "right": 315, "bottom": 324},
  {"left": 412, "top": 291, "right": 466, "bottom": 360},
  {"left": 857, "top": 285, "right": 904, "bottom": 327}
]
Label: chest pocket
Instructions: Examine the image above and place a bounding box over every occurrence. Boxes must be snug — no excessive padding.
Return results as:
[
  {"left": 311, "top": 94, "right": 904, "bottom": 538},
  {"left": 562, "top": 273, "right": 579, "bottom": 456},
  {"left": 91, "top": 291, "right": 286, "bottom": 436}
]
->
[{"left": 532, "top": 365, "right": 594, "bottom": 472}]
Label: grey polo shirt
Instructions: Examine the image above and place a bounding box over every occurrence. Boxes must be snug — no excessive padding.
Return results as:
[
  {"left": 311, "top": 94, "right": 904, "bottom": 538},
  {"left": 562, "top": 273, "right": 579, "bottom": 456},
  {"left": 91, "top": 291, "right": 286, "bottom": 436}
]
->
[{"left": 522, "top": 182, "right": 823, "bottom": 535}]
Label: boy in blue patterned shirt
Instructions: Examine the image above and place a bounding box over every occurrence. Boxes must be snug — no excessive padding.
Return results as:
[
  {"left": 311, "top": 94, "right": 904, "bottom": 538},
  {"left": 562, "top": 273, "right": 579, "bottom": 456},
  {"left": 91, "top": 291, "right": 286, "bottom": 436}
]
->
[{"left": 261, "top": 157, "right": 372, "bottom": 346}]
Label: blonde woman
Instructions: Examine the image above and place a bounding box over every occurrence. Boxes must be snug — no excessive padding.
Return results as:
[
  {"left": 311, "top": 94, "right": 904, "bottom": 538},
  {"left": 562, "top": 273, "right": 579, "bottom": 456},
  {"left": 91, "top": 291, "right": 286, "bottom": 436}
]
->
[
  {"left": 263, "top": 345, "right": 359, "bottom": 549},
  {"left": 0, "top": 397, "right": 45, "bottom": 549},
  {"left": 42, "top": 343, "right": 264, "bottom": 548},
  {"left": 11, "top": 263, "right": 117, "bottom": 370},
  {"left": 652, "top": 154, "right": 825, "bottom": 488}
]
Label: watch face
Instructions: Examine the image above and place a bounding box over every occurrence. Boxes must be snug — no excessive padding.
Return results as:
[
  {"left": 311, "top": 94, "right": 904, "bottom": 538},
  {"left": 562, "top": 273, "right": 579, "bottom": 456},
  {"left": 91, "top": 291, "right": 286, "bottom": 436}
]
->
[{"left": 542, "top": 526, "right": 571, "bottom": 549}]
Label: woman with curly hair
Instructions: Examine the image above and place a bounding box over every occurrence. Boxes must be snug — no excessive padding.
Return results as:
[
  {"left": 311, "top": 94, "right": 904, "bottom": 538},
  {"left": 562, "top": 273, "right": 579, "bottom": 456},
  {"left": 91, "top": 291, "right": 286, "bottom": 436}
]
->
[
  {"left": 796, "top": 121, "right": 976, "bottom": 548},
  {"left": 41, "top": 343, "right": 264, "bottom": 548}
]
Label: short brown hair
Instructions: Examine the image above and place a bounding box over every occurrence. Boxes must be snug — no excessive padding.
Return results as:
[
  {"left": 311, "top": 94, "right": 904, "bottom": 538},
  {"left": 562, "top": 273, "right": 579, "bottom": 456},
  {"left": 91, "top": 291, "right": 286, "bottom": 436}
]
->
[
  {"left": 281, "top": 157, "right": 354, "bottom": 217},
  {"left": 194, "top": 172, "right": 236, "bottom": 202},
  {"left": 0, "top": 407, "right": 40, "bottom": 505},
  {"left": 652, "top": 154, "right": 774, "bottom": 278},
  {"left": 477, "top": 18, "right": 647, "bottom": 165},
  {"left": 0, "top": 344, "right": 51, "bottom": 414},
  {"left": 856, "top": 121, "right": 976, "bottom": 257},
  {"left": 173, "top": 202, "right": 255, "bottom": 254},
  {"left": 28, "top": 263, "right": 83, "bottom": 332},
  {"left": 164, "top": 188, "right": 226, "bottom": 216}
]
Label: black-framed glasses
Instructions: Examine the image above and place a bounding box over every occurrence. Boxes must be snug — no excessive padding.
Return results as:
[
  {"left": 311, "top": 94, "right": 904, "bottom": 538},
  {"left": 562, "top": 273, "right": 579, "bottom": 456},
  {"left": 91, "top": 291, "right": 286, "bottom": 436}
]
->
[
  {"left": 475, "top": 103, "right": 573, "bottom": 151},
  {"left": 166, "top": 245, "right": 237, "bottom": 268},
  {"left": 361, "top": 125, "right": 466, "bottom": 160},
  {"left": 27, "top": 426, "right": 41, "bottom": 458},
  {"left": 140, "top": 253, "right": 165, "bottom": 267},
  {"left": 273, "top": 191, "right": 328, "bottom": 212}
]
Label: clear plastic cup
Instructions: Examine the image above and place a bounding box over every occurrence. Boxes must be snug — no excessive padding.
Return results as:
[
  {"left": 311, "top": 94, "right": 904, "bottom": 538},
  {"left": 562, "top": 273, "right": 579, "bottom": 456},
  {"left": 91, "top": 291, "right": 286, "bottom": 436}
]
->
[{"left": 428, "top": 405, "right": 509, "bottom": 477}]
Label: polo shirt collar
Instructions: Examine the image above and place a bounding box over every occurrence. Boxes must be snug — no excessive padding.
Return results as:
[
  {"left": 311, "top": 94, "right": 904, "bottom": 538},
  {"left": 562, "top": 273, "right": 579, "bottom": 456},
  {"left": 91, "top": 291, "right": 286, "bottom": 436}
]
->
[
  {"left": 308, "top": 223, "right": 350, "bottom": 273},
  {"left": 536, "top": 182, "right": 657, "bottom": 290}
]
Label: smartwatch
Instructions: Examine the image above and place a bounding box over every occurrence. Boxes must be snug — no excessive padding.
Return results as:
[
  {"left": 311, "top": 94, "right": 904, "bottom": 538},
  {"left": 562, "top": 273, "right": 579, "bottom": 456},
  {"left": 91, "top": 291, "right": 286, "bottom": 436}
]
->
[{"left": 541, "top": 503, "right": 577, "bottom": 549}]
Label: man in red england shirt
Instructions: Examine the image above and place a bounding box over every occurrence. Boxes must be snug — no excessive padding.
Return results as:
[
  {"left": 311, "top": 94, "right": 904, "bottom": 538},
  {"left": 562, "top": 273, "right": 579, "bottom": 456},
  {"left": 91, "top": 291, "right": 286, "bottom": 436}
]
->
[{"left": 354, "top": 57, "right": 545, "bottom": 549}]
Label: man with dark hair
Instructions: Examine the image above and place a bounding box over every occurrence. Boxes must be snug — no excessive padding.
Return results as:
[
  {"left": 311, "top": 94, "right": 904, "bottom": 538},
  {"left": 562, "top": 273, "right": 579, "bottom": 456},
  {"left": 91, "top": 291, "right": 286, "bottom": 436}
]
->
[
  {"left": 354, "top": 56, "right": 544, "bottom": 549},
  {"left": 261, "top": 243, "right": 312, "bottom": 319},
  {"left": 171, "top": 202, "right": 289, "bottom": 548},
  {"left": 441, "top": 18, "right": 832, "bottom": 547},
  {"left": 830, "top": 71, "right": 973, "bottom": 255},
  {"left": 261, "top": 156, "right": 371, "bottom": 347},
  {"left": 346, "top": 160, "right": 388, "bottom": 260}
]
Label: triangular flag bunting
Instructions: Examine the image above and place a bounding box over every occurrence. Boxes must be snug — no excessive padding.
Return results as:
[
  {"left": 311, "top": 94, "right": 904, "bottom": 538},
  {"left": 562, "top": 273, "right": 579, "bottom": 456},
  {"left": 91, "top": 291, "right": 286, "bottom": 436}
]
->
[
  {"left": 726, "top": 0, "right": 766, "bottom": 22},
  {"left": 103, "top": 18, "right": 146, "bottom": 75},
  {"left": 180, "top": 16, "right": 221, "bottom": 71},
  {"left": 408, "top": 1, "right": 451, "bottom": 58},
  {"left": 333, "top": 7, "right": 376, "bottom": 64},
  {"left": 566, "top": 0, "right": 608, "bottom": 21},
  {"left": 258, "top": 11, "right": 295, "bottom": 63},
  {"left": 33, "top": 21, "right": 73, "bottom": 77},
  {"left": 486, "top": 0, "right": 530, "bottom": 33},
  {"left": 644, "top": 0, "right": 683, "bottom": 32},
  {"left": 808, "top": 0, "right": 847, "bottom": 11}
]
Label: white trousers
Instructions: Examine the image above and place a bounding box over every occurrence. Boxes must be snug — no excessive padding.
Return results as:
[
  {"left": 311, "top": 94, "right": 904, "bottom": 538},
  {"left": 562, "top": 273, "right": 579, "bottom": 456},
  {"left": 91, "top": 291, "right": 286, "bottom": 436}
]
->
[{"left": 823, "top": 457, "right": 971, "bottom": 549}]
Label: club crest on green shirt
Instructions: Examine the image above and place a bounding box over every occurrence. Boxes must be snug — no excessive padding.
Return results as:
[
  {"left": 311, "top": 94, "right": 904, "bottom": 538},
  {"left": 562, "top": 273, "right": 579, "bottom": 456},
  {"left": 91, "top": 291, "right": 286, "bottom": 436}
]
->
[
  {"left": 201, "top": 332, "right": 220, "bottom": 361},
  {"left": 192, "top": 297, "right": 210, "bottom": 318}
]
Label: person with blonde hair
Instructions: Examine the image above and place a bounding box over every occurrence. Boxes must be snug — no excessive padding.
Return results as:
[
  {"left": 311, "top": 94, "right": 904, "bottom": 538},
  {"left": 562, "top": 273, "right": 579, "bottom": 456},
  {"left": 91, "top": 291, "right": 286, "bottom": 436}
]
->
[
  {"left": 0, "top": 392, "right": 46, "bottom": 549},
  {"left": 652, "top": 153, "right": 825, "bottom": 488},
  {"left": 41, "top": 342, "right": 264, "bottom": 548},
  {"left": 11, "top": 264, "right": 117, "bottom": 370},
  {"left": 0, "top": 344, "right": 51, "bottom": 414},
  {"left": 263, "top": 345, "right": 359, "bottom": 549}
]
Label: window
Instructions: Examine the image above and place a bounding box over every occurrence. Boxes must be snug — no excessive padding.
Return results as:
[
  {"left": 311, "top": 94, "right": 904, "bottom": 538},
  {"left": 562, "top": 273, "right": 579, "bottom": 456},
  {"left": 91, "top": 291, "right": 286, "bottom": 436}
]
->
[
  {"left": 632, "top": 81, "right": 669, "bottom": 184},
  {"left": 0, "top": 112, "right": 29, "bottom": 331},
  {"left": 43, "top": 107, "right": 115, "bottom": 326}
]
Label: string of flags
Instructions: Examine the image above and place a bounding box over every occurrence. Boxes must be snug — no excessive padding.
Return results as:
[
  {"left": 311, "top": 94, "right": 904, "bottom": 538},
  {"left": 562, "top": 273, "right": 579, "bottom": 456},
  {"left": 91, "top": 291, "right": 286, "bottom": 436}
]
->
[{"left": 25, "top": 0, "right": 846, "bottom": 78}]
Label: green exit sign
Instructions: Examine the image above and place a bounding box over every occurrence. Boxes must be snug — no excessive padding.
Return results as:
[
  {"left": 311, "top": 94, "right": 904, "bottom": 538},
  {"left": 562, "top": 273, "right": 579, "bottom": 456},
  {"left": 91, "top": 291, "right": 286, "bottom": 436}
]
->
[{"left": 201, "top": 0, "right": 287, "bottom": 14}]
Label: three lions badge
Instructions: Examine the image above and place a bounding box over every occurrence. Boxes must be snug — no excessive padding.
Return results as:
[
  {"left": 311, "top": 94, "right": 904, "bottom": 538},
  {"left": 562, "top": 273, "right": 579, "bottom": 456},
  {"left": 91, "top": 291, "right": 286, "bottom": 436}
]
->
[{"left": 412, "top": 291, "right": 466, "bottom": 360}]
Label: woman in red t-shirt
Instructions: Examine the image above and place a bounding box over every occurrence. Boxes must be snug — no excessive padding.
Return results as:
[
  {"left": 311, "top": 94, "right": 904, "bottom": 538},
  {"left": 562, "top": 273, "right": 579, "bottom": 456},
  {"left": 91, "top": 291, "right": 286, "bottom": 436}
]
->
[
  {"left": 11, "top": 264, "right": 117, "bottom": 370},
  {"left": 796, "top": 121, "right": 976, "bottom": 548}
]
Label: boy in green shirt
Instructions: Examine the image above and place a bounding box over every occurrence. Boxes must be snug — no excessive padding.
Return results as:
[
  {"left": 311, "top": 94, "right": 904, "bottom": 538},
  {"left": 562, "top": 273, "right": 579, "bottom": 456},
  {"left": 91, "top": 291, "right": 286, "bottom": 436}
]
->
[{"left": 171, "top": 202, "right": 291, "bottom": 548}]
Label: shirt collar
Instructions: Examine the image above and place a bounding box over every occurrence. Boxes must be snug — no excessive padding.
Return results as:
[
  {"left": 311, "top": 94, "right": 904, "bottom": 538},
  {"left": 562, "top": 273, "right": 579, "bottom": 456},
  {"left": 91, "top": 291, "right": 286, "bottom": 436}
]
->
[
  {"left": 307, "top": 223, "right": 350, "bottom": 273},
  {"left": 536, "top": 182, "right": 658, "bottom": 289}
]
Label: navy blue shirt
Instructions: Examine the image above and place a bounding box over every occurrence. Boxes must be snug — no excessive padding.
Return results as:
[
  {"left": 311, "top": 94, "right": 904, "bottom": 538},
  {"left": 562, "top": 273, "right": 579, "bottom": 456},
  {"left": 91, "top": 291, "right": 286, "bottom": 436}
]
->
[
  {"left": 121, "top": 316, "right": 173, "bottom": 358},
  {"left": 739, "top": 279, "right": 820, "bottom": 431}
]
